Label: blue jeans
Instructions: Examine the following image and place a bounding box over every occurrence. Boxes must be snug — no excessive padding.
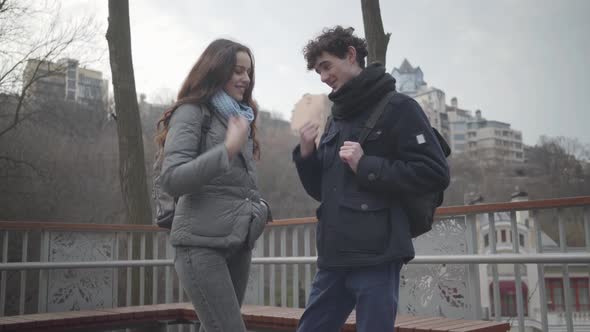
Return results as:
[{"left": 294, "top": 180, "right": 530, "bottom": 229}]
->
[
  {"left": 297, "top": 260, "right": 402, "bottom": 332},
  {"left": 174, "top": 246, "right": 251, "bottom": 332}
]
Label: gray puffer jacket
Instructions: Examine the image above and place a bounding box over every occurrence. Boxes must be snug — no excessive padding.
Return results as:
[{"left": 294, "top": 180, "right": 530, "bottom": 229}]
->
[{"left": 160, "top": 103, "right": 268, "bottom": 249}]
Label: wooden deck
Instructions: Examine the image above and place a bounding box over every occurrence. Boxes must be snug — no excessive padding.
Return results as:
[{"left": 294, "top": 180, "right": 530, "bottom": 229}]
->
[{"left": 0, "top": 303, "right": 510, "bottom": 332}]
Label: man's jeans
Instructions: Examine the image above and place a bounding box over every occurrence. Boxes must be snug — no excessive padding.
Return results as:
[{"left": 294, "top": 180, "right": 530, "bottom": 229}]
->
[{"left": 297, "top": 260, "right": 402, "bottom": 332}]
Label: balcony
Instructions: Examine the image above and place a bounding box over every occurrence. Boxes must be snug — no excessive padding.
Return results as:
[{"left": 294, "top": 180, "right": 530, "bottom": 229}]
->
[{"left": 0, "top": 196, "right": 589, "bottom": 332}]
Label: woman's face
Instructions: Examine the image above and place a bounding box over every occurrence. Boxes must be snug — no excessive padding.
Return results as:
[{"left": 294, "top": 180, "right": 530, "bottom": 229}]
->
[{"left": 224, "top": 51, "right": 252, "bottom": 102}]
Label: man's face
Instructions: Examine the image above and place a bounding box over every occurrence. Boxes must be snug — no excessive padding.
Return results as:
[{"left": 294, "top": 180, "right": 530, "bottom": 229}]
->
[{"left": 313, "top": 48, "right": 361, "bottom": 92}]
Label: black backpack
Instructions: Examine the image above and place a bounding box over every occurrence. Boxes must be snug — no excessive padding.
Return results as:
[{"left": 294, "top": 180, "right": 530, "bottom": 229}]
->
[
  {"left": 357, "top": 91, "right": 451, "bottom": 238},
  {"left": 152, "top": 107, "right": 212, "bottom": 229}
]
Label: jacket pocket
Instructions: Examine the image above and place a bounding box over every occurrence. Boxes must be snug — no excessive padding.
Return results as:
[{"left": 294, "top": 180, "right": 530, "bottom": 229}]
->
[
  {"left": 319, "top": 127, "right": 339, "bottom": 169},
  {"left": 247, "top": 201, "right": 268, "bottom": 249},
  {"left": 335, "top": 193, "right": 391, "bottom": 255}
]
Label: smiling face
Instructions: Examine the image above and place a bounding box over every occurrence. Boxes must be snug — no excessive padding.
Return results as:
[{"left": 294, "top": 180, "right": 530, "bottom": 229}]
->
[
  {"left": 313, "top": 46, "right": 362, "bottom": 92},
  {"left": 224, "top": 51, "right": 252, "bottom": 102}
]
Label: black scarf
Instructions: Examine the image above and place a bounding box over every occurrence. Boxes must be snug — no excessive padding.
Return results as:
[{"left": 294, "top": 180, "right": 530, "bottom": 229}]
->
[{"left": 329, "top": 63, "right": 396, "bottom": 120}]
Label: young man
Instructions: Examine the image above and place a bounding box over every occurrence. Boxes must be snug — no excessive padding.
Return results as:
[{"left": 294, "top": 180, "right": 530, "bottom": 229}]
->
[{"left": 293, "top": 26, "right": 450, "bottom": 332}]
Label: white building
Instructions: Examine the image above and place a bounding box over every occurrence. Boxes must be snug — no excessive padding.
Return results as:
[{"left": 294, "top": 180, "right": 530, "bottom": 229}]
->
[
  {"left": 446, "top": 97, "right": 472, "bottom": 154},
  {"left": 23, "top": 58, "right": 109, "bottom": 109},
  {"left": 392, "top": 59, "right": 450, "bottom": 141},
  {"left": 467, "top": 110, "right": 524, "bottom": 163},
  {"left": 476, "top": 191, "right": 590, "bottom": 331}
]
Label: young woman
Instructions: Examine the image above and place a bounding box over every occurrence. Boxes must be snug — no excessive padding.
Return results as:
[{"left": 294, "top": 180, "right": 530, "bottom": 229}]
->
[{"left": 155, "top": 38, "right": 269, "bottom": 332}]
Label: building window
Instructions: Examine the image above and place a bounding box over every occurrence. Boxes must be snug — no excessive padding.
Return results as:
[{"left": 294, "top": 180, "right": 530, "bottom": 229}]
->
[
  {"left": 484, "top": 234, "right": 489, "bottom": 247},
  {"left": 574, "top": 279, "right": 590, "bottom": 311},
  {"left": 519, "top": 234, "right": 525, "bottom": 247},
  {"left": 501, "top": 230, "right": 506, "bottom": 242},
  {"left": 546, "top": 278, "right": 590, "bottom": 312},
  {"left": 490, "top": 282, "right": 528, "bottom": 317},
  {"left": 546, "top": 278, "right": 564, "bottom": 311}
]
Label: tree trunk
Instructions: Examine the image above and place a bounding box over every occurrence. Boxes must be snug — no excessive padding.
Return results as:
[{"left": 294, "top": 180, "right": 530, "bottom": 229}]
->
[
  {"left": 361, "top": 0, "right": 391, "bottom": 67},
  {"left": 106, "top": 0, "right": 152, "bottom": 225}
]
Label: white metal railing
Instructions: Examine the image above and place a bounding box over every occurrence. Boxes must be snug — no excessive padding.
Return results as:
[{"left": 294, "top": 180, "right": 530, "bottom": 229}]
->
[{"left": 1, "top": 196, "right": 589, "bottom": 332}]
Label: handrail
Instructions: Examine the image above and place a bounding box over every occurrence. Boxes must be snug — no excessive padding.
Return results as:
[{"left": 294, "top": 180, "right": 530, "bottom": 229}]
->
[
  {"left": 1, "top": 253, "right": 590, "bottom": 271},
  {"left": 0, "top": 196, "right": 588, "bottom": 231},
  {"left": 436, "top": 196, "right": 590, "bottom": 216}
]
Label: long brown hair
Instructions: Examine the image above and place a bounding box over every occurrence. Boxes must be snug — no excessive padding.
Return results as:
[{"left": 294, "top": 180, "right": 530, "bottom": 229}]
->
[{"left": 155, "top": 39, "right": 260, "bottom": 159}]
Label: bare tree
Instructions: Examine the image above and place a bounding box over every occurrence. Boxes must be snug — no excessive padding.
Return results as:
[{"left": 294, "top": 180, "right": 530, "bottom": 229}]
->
[
  {"left": 360, "top": 0, "right": 390, "bottom": 66},
  {"left": 0, "top": 0, "right": 100, "bottom": 168},
  {"left": 106, "top": 0, "right": 152, "bottom": 225}
]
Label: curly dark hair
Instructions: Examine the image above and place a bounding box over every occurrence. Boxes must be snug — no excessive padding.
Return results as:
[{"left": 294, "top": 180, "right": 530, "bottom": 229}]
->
[{"left": 303, "top": 26, "right": 368, "bottom": 70}]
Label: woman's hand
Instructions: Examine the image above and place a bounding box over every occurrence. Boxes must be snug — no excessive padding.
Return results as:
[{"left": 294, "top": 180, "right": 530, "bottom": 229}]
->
[{"left": 224, "top": 116, "right": 249, "bottom": 159}]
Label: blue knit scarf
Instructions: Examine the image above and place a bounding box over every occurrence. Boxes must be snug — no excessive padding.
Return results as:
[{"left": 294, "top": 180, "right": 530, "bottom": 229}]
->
[{"left": 210, "top": 90, "right": 255, "bottom": 123}]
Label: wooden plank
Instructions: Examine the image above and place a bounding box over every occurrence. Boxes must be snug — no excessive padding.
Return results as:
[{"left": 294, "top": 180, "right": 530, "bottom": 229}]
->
[
  {"left": 427, "top": 319, "right": 496, "bottom": 332},
  {"left": 412, "top": 318, "right": 465, "bottom": 332},
  {"left": 0, "top": 315, "right": 37, "bottom": 329},
  {"left": 397, "top": 317, "right": 447, "bottom": 332},
  {"left": 450, "top": 320, "right": 510, "bottom": 332},
  {"left": 0, "top": 304, "right": 511, "bottom": 332}
]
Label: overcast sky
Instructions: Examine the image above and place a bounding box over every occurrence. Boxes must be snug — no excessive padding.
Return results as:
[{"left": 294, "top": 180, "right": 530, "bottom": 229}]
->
[{"left": 61, "top": 0, "right": 590, "bottom": 146}]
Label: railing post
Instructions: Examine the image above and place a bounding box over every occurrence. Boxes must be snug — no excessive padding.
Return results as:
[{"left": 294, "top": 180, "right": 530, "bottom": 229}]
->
[
  {"left": 37, "top": 230, "right": 49, "bottom": 313},
  {"left": 534, "top": 210, "right": 549, "bottom": 332},
  {"left": 245, "top": 229, "right": 263, "bottom": 305},
  {"left": 0, "top": 231, "right": 8, "bottom": 316},
  {"left": 280, "top": 227, "right": 287, "bottom": 307},
  {"left": 510, "top": 211, "right": 525, "bottom": 332},
  {"left": 19, "top": 231, "right": 28, "bottom": 315},
  {"left": 488, "top": 213, "right": 501, "bottom": 320},
  {"left": 152, "top": 233, "right": 159, "bottom": 304},
  {"left": 292, "top": 226, "right": 300, "bottom": 308},
  {"left": 304, "top": 225, "right": 312, "bottom": 307},
  {"left": 113, "top": 232, "right": 119, "bottom": 308},
  {"left": 585, "top": 207, "right": 590, "bottom": 319},
  {"left": 269, "top": 228, "right": 276, "bottom": 307},
  {"left": 466, "top": 214, "right": 482, "bottom": 320},
  {"left": 126, "top": 232, "right": 133, "bottom": 306},
  {"left": 558, "top": 208, "right": 574, "bottom": 332},
  {"left": 165, "top": 236, "right": 173, "bottom": 304},
  {"left": 257, "top": 231, "right": 266, "bottom": 305},
  {"left": 141, "top": 233, "right": 147, "bottom": 305}
]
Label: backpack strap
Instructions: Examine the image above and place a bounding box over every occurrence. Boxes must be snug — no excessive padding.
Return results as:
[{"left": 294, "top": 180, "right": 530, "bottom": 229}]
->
[
  {"left": 432, "top": 127, "right": 451, "bottom": 157},
  {"left": 324, "top": 115, "right": 333, "bottom": 136},
  {"left": 358, "top": 91, "right": 396, "bottom": 145},
  {"left": 199, "top": 106, "right": 212, "bottom": 155}
]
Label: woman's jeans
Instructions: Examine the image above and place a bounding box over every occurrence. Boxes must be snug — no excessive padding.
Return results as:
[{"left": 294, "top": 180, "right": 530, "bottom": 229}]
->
[{"left": 174, "top": 246, "right": 252, "bottom": 332}]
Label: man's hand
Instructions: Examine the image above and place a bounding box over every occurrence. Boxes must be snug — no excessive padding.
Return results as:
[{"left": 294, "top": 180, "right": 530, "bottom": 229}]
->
[
  {"left": 299, "top": 122, "right": 319, "bottom": 159},
  {"left": 339, "top": 141, "right": 364, "bottom": 173}
]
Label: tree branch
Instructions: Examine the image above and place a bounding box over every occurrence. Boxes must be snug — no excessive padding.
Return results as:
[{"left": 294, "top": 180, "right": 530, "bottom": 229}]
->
[{"left": 0, "top": 155, "right": 42, "bottom": 176}]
